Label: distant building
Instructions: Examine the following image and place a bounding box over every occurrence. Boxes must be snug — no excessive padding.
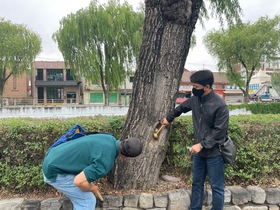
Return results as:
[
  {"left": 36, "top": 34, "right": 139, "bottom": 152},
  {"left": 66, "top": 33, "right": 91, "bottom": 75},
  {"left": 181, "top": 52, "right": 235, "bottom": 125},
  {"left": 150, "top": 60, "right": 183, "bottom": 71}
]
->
[
  {"left": 177, "top": 69, "right": 243, "bottom": 104},
  {"left": 5, "top": 62, "right": 279, "bottom": 106},
  {"left": 83, "top": 76, "right": 133, "bottom": 106},
  {"left": 2, "top": 72, "right": 31, "bottom": 106},
  {"left": 249, "top": 69, "right": 280, "bottom": 101},
  {"left": 249, "top": 70, "right": 271, "bottom": 95},
  {"left": 32, "top": 61, "right": 82, "bottom": 105}
]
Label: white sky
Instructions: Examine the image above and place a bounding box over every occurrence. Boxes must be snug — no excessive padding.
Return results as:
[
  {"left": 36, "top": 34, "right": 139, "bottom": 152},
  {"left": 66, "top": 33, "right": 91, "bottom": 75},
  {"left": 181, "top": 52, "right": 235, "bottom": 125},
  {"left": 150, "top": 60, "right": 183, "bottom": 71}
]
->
[{"left": 0, "top": 0, "right": 279, "bottom": 71}]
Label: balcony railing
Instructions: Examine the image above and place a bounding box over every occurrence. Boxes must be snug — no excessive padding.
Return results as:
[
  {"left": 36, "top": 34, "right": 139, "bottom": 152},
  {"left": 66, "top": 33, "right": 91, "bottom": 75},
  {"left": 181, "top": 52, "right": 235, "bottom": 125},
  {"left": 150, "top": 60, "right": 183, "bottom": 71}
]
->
[
  {"left": 35, "top": 80, "right": 79, "bottom": 86},
  {"left": 1, "top": 98, "right": 79, "bottom": 107},
  {"left": 0, "top": 98, "right": 123, "bottom": 107}
]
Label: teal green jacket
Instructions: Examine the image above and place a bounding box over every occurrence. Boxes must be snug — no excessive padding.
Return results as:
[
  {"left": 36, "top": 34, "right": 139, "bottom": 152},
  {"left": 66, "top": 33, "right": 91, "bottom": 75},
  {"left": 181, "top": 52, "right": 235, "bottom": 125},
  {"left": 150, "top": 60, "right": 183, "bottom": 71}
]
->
[{"left": 42, "top": 133, "right": 120, "bottom": 182}]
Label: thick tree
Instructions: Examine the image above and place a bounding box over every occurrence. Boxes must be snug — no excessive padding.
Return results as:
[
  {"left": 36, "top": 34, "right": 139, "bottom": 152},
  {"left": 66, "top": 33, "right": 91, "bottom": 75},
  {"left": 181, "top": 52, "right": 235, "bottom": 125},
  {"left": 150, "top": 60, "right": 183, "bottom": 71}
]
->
[
  {"left": 109, "top": 0, "right": 241, "bottom": 190},
  {"left": 204, "top": 16, "right": 280, "bottom": 101},
  {"left": 53, "top": 0, "right": 144, "bottom": 105},
  {"left": 0, "top": 18, "right": 41, "bottom": 101}
]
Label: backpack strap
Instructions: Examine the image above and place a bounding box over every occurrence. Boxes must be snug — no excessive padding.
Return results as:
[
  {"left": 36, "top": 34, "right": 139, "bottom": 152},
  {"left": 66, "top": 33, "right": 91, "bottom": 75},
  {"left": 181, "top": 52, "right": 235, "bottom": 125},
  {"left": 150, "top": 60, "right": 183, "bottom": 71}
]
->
[
  {"left": 48, "top": 124, "right": 115, "bottom": 150},
  {"left": 83, "top": 131, "right": 114, "bottom": 136}
]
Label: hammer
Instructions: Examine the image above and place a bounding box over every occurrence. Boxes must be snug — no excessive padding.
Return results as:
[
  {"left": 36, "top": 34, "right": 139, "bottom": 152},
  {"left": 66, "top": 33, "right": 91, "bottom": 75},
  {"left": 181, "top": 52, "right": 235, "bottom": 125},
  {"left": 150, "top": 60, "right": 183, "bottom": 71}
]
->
[
  {"left": 153, "top": 124, "right": 165, "bottom": 139},
  {"left": 94, "top": 189, "right": 104, "bottom": 202}
]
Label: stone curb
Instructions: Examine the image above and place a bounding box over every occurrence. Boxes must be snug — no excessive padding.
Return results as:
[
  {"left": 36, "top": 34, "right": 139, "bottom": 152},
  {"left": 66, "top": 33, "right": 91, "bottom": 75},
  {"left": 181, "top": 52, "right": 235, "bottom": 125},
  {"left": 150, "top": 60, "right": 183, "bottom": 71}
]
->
[{"left": 0, "top": 186, "right": 279, "bottom": 210}]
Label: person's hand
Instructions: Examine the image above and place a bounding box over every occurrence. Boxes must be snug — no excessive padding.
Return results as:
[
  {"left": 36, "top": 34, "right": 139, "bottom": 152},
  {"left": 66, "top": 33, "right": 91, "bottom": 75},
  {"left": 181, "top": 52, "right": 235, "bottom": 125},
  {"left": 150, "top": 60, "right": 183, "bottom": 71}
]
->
[
  {"left": 90, "top": 184, "right": 99, "bottom": 195},
  {"left": 162, "top": 118, "right": 170, "bottom": 126},
  {"left": 190, "top": 143, "right": 202, "bottom": 154},
  {"left": 90, "top": 184, "right": 104, "bottom": 201}
]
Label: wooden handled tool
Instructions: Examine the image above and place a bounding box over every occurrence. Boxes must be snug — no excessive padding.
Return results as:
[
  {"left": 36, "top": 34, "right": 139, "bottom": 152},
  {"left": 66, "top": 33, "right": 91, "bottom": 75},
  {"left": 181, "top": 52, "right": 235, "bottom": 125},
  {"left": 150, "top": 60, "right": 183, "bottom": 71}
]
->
[
  {"left": 95, "top": 189, "right": 104, "bottom": 202},
  {"left": 153, "top": 124, "right": 165, "bottom": 139}
]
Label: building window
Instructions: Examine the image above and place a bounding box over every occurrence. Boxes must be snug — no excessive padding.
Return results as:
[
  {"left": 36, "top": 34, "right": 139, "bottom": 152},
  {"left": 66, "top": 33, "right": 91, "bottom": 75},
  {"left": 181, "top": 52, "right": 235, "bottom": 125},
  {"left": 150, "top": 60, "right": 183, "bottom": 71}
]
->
[
  {"left": 66, "top": 69, "right": 74, "bottom": 81},
  {"left": 90, "top": 93, "right": 103, "bottom": 103},
  {"left": 37, "top": 87, "right": 44, "bottom": 103},
  {"left": 249, "top": 84, "right": 260, "bottom": 90},
  {"left": 179, "top": 85, "right": 192, "bottom": 89},
  {"left": 46, "top": 87, "right": 64, "bottom": 103},
  {"left": 46, "top": 69, "right": 63, "bottom": 81},
  {"left": 37, "top": 69, "right": 43, "bottom": 80},
  {"left": 109, "top": 93, "right": 118, "bottom": 103},
  {"left": 66, "top": 92, "right": 76, "bottom": 103}
]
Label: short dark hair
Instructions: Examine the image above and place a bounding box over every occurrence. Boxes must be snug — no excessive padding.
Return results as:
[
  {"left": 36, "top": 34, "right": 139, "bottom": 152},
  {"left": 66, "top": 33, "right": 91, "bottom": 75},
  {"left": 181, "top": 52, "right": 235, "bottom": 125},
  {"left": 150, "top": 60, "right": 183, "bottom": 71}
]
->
[
  {"left": 190, "top": 70, "right": 214, "bottom": 88},
  {"left": 120, "top": 137, "right": 143, "bottom": 157}
]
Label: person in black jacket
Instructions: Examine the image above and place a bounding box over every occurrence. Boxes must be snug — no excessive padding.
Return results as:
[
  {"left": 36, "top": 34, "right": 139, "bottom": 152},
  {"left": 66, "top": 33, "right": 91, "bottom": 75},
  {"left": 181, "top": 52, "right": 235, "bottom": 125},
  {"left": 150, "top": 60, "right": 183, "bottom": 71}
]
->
[{"left": 162, "top": 70, "right": 229, "bottom": 210}]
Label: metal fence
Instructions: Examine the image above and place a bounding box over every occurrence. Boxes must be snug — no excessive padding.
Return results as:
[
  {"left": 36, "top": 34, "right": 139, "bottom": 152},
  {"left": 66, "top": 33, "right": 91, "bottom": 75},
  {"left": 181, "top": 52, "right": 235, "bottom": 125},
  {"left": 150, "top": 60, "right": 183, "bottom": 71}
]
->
[
  {"left": 1, "top": 98, "right": 84, "bottom": 107},
  {"left": 0, "top": 98, "right": 126, "bottom": 107}
]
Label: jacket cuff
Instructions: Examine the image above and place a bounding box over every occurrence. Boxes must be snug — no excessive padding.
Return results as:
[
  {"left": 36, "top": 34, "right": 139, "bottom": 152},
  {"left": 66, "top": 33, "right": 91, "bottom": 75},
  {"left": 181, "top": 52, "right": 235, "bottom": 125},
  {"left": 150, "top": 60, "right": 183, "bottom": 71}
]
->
[
  {"left": 166, "top": 116, "right": 173, "bottom": 123},
  {"left": 200, "top": 141, "right": 205, "bottom": 149}
]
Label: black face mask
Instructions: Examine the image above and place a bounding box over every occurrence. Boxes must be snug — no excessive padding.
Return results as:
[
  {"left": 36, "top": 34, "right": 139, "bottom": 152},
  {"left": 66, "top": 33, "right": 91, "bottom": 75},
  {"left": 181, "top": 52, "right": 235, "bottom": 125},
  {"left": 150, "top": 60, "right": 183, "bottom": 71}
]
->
[{"left": 192, "top": 88, "right": 205, "bottom": 97}]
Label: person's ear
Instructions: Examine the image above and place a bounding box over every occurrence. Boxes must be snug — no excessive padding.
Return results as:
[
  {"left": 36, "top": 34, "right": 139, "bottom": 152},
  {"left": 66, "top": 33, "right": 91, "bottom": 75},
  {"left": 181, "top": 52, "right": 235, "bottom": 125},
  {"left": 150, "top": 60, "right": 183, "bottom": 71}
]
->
[{"left": 204, "top": 85, "right": 210, "bottom": 90}]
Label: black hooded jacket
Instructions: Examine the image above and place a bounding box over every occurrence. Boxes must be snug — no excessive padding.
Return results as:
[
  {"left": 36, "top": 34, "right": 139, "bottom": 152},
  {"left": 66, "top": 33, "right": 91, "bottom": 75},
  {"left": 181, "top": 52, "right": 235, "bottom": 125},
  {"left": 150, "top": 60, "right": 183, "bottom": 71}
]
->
[{"left": 166, "top": 90, "right": 229, "bottom": 157}]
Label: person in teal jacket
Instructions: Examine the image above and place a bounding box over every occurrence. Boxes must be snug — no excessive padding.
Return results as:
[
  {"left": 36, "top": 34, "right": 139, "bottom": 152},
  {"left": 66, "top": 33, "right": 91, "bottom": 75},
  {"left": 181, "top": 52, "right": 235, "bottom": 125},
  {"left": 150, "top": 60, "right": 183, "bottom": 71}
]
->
[{"left": 42, "top": 133, "right": 143, "bottom": 210}]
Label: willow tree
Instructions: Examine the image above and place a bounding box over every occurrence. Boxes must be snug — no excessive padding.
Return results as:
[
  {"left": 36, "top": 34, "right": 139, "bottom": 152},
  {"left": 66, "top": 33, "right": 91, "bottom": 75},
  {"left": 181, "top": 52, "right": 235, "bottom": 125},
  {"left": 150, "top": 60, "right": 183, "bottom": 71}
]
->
[
  {"left": 110, "top": 0, "right": 241, "bottom": 190},
  {"left": 204, "top": 16, "right": 280, "bottom": 101},
  {"left": 53, "top": 0, "right": 144, "bottom": 105},
  {"left": 0, "top": 18, "right": 41, "bottom": 102}
]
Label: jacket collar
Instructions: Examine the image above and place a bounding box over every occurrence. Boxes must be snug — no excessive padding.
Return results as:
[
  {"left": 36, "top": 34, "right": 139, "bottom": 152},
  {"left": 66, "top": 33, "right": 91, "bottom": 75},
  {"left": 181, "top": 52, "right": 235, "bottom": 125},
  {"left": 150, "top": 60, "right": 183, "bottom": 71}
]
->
[{"left": 198, "top": 89, "right": 215, "bottom": 103}]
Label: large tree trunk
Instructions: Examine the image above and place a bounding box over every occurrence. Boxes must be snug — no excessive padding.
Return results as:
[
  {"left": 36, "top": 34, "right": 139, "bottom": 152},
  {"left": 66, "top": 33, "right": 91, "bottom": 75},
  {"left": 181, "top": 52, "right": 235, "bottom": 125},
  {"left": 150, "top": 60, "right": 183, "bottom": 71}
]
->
[
  {"left": 0, "top": 82, "right": 4, "bottom": 107},
  {"left": 109, "top": 0, "right": 203, "bottom": 190},
  {"left": 0, "top": 67, "right": 12, "bottom": 107}
]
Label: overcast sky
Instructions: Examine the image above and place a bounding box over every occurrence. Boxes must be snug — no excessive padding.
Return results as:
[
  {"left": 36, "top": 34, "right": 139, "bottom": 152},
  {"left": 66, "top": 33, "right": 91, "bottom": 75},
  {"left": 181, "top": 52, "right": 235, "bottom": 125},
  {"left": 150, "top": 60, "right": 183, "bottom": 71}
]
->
[{"left": 0, "top": 0, "right": 279, "bottom": 71}]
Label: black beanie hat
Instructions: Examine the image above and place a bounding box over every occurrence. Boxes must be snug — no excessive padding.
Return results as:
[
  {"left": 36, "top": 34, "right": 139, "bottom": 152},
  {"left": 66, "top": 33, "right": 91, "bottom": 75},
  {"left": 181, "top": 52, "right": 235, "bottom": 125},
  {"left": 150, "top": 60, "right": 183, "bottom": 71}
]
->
[{"left": 120, "top": 137, "right": 143, "bottom": 157}]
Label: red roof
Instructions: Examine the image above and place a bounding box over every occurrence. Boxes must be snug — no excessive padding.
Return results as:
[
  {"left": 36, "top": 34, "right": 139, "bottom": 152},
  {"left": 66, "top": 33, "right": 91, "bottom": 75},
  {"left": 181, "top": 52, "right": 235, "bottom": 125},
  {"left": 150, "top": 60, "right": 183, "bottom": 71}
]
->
[
  {"left": 181, "top": 69, "right": 229, "bottom": 85},
  {"left": 176, "top": 98, "right": 188, "bottom": 104}
]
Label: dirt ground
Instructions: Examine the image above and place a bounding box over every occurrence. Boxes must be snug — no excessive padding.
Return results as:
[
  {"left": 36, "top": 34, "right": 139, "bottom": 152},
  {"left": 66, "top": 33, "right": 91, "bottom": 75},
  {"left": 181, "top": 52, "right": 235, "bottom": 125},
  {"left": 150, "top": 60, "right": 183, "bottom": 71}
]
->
[
  {"left": 1, "top": 175, "right": 279, "bottom": 200},
  {"left": 0, "top": 175, "right": 190, "bottom": 200}
]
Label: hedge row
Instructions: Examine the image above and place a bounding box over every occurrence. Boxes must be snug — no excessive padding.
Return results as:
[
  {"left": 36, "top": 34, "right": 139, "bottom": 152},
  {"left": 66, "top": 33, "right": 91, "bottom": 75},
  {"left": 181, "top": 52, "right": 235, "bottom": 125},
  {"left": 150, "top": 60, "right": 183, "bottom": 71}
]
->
[
  {"left": 0, "top": 115, "right": 125, "bottom": 193},
  {"left": 167, "top": 114, "right": 280, "bottom": 184},
  {"left": 227, "top": 102, "right": 280, "bottom": 114},
  {"left": 0, "top": 114, "right": 279, "bottom": 193}
]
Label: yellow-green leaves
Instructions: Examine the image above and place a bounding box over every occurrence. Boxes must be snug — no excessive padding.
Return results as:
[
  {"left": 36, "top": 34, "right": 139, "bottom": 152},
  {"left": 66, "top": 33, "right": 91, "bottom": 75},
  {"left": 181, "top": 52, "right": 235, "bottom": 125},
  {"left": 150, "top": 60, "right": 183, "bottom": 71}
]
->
[
  {"left": 0, "top": 18, "right": 41, "bottom": 98},
  {"left": 53, "top": 0, "right": 144, "bottom": 92}
]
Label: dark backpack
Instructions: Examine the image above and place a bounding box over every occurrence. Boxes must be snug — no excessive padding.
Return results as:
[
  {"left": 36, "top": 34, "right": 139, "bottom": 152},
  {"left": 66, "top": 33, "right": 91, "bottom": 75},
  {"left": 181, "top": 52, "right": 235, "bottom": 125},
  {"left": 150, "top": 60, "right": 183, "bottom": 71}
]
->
[{"left": 48, "top": 124, "right": 113, "bottom": 150}]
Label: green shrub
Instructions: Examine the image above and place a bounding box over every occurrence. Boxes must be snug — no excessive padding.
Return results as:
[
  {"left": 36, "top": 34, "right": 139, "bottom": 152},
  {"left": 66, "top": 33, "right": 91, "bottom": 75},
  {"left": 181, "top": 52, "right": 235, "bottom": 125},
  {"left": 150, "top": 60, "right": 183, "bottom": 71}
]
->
[
  {"left": 0, "top": 114, "right": 279, "bottom": 193},
  {"left": 227, "top": 115, "right": 280, "bottom": 182},
  {"left": 165, "top": 114, "right": 280, "bottom": 184},
  {"left": 228, "top": 102, "right": 280, "bottom": 114},
  {"left": 0, "top": 116, "right": 125, "bottom": 192}
]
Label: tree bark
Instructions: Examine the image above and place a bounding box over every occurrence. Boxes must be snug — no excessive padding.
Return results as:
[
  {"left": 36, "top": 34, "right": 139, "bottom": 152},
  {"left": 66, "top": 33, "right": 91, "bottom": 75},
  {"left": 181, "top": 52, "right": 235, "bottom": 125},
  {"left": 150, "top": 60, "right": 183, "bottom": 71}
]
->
[
  {"left": 0, "top": 67, "right": 12, "bottom": 106},
  {"left": 109, "top": 0, "right": 203, "bottom": 190}
]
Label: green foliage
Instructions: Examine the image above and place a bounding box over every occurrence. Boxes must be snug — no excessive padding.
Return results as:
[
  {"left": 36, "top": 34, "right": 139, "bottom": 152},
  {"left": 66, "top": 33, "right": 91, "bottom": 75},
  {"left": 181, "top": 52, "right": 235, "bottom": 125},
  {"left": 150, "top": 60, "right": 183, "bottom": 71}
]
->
[
  {"left": 164, "top": 114, "right": 280, "bottom": 184},
  {"left": 53, "top": 0, "right": 144, "bottom": 92},
  {"left": 0, "top": 116, "right": 125, "bottom": 192},
  {"left": 0, "top": 18, "right": 41, "bottom": 98},
  {"left": 228, "top": 102, "right": 280, "bottom": 114},
  {"left": 204, "top": 15, "right": 280, "bottom": 97},
  {"left": 0, "top": 114, "right": 279, "bottom": 193},
  {"left": 203, "top": 0, "right": 242, "bottom": 26},
  {"left": 165, "top": 117, "right": 194, "bottom": 175},
  {"left": 227, "top": 115, "right": 280, "bottom": 183}
]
